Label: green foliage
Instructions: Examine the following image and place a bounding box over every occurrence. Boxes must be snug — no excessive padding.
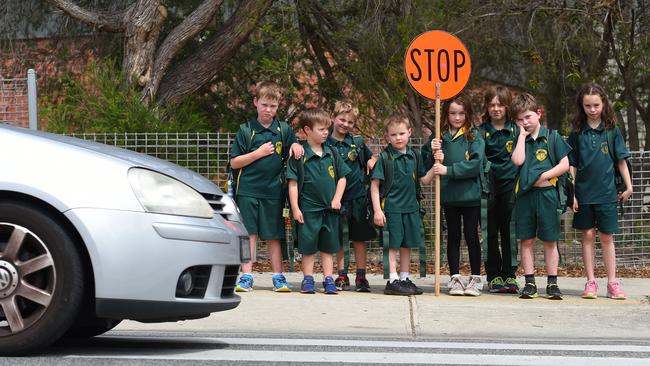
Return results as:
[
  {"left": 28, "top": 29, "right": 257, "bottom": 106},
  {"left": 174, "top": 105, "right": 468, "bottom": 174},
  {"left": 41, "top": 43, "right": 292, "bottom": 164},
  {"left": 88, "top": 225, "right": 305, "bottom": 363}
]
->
[{"left": 41, "top": 60, "right": 212, "bottom": 133}]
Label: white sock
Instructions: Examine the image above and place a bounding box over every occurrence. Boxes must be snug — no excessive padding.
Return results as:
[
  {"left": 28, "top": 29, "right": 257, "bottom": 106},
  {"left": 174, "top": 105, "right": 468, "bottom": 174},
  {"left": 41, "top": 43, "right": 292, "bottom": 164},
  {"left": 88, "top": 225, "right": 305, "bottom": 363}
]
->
[
  {"left": 389, "top": 272, "right": 399, "bottom": 282},
  {"left": 399, "top": 271, "right": 410, "bottom": 281}
]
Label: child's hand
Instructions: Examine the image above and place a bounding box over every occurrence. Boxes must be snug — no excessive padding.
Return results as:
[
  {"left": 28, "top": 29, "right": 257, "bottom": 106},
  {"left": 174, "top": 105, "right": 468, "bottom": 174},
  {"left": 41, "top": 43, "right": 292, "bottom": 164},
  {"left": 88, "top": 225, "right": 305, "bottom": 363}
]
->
[
  {"left": 331, "top": 199, "right": 341, "bottom": 210},
  {"left": 366, "top": 156, "right": 378, "bottom": 175},
  {"left": 373, "top": 210, "right": 386, "bottom": 227},
  {"left": 292, "top": 208, "right": 304, "bottom": 224},
  {"left": 431, "top": 138, "right": 442, "bottom": 151},
  {"left": 289, "top": 142, "right": 304, "bottom": 160},
  {"left": 619, "top": 188, "right": 633, "bottom": 203},
  {"left": 256, "top": 142, "right": 275, "bottom": 157},
  {"left": 572, "top": 198, "right": 579, "bottom": 213},
  {"left": 518, "top": 124, "right": 530, "bottom": 137},
  {"left": 433, "top": 163, "right": 447, "bottom": 176},
  {"left": 434, "top": 150, "right": 444, "bottom": 162}
]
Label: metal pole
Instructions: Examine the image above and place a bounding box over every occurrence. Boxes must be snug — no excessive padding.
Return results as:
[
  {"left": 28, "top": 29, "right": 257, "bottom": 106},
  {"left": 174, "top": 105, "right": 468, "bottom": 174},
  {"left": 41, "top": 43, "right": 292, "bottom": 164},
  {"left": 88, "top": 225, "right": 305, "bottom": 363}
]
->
[
  {"left": 434, "top": 82, "right": 441, "bottom": 296},
  {"left": 27, "top": 69, "right": 38, "bottom": 130}
]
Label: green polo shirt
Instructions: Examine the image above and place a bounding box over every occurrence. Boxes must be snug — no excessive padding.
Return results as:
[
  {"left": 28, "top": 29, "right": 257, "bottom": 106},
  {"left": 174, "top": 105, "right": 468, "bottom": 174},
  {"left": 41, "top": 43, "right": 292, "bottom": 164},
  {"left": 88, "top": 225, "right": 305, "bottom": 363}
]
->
[
  {"left": 371, "top": 145, "right": 426, "bottom": 213},
  {"left": 230, "top": 117, "right": 297, "bottom": 199},
  {"left": 326, "top": 134, "right": 372, "bottom": 202},
  {"left": 287, "top": 143, "right": 350, "bottom": 213},
  {"left": 440, "top": 128, "right": 483, "bottom": 207},
  {"left": 568, "top": 124, "right": 629, "bottom": 204},
  {"left": 517, "top": 127, "right": 570, "bottom": 195},
  {"left": 480, "top": 120, "right": 519, "bottom": 194}
]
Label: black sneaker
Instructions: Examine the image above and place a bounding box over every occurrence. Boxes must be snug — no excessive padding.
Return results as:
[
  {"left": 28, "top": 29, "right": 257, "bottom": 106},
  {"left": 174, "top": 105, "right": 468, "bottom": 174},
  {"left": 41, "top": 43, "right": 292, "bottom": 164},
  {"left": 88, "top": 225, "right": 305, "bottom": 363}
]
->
[
  {"left": 403, "top": 278, "right": 423, "bottom": 295},
  {"left": 519, "top": 282, "right": 538, "bottom": 299},
  {"left": 384, "top": 279, "right": 415, "bottom": 296},
  {"left": 355, "top": 277, "right": 371, "bottom": 292},
  {"left": 546, "top": 283, "right": 563, "bottom": 300}
]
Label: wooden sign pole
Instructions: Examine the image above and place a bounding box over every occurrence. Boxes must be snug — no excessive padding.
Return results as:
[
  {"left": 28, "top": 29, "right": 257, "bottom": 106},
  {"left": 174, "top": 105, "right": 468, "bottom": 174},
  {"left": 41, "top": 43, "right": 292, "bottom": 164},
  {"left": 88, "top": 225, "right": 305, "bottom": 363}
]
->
[{"left": 434, "top": 82, "right": 441, "bottom": 296}]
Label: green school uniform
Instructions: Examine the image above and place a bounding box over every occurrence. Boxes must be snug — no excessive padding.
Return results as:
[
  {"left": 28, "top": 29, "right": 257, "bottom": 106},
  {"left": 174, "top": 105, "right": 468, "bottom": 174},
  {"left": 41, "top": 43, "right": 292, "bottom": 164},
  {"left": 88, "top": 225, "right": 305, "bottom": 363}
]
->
[
  {"left": 480, "top": 120, "right": 519, "bottom": 194},
  {"left": 440, "top": 128, "right": 483, "bottom": 207}
]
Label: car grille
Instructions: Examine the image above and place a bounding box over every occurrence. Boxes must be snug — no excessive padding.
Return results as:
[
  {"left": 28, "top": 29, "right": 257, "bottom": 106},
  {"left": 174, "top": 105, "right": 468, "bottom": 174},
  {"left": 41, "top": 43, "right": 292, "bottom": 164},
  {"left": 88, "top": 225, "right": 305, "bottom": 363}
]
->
[
  {"left": 201, "top": 193, "right": 229, "bottom": 220},
  {"left": 221, "top": 265, "right": 240, "bottom": 298}
]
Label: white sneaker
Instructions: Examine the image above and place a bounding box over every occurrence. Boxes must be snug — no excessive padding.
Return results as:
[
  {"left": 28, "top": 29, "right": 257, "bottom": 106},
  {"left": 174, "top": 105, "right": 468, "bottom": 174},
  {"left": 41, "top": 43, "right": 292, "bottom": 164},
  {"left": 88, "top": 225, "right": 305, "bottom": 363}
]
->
[
  {"left": 448, "top": 274, "right": 465, "bottom": 296},
  {"left": 464, "top": 275, "right": 482, "bottom": 296}
]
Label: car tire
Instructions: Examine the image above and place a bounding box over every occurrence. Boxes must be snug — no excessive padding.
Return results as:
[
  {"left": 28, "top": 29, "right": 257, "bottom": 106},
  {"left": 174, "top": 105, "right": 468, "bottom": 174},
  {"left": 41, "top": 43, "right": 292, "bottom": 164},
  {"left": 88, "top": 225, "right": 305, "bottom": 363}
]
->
[
  {"left": 65, "top": 317, "right": 122, "bottom": 339},
  {"left": 0, "top": 202, "right": 84, "bottom": 356}
]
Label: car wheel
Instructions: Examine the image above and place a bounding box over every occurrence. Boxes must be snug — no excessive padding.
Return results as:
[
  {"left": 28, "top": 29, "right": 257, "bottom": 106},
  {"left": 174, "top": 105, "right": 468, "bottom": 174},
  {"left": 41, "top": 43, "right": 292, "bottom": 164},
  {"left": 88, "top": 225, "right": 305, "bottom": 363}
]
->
[
  {"left": 65, "top": 317, "right": 122, "bottom": 339},
  {"left": 0, "top": 202, "right": 84, "bottom": 356}
]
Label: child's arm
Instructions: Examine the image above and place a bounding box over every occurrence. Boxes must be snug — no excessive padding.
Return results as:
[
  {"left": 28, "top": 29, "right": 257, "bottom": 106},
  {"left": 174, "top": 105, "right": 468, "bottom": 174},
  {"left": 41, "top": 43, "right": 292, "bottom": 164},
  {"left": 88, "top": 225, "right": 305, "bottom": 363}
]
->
[
  {"left": 569, "top": 166, "right": 579, "bottom": 212},
  {"left": 289, "top": 143, "right": 304, "bottom": 160},
  {"left": 511, "top": 126, "right": 529, "bottom": 166},
  {"left": 288, "top": 180, "right": 303, "bottom": 224},
  {"left": 370, "top": 179, "right": 385, "bottom": 227},
  {"left": 442, "top": 137, "right": 484, "bottom": 179},
  {"left": 617, "top": 159, "right": 633, "bottom": 202},
  {"left": 536, "top": 156, "right": 569, "bottom": 185},
  {"left": 420, "top": 149, "right": 443, "bottom": 184},
  {"left": 331, "top": 177, "right": 346, "bottom": 210},
  {"left": 231, "top": 141, "right": 275, "bottom": 169}
]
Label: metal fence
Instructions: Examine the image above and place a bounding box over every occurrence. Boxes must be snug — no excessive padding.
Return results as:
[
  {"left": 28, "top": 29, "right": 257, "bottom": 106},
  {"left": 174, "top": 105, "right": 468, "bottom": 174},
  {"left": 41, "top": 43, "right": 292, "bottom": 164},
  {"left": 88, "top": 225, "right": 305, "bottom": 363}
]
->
[
  {"left": 70, "top": 132, "right": 650, "bottom": 268},
  {"left": 0, "top": 70, "right": 38, "bottom": 130}
]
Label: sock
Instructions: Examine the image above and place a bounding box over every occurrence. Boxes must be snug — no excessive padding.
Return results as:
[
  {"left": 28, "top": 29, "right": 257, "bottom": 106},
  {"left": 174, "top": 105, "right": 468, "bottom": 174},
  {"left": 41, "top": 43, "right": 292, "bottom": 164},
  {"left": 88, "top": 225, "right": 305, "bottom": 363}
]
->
[
  {"left": 242, "top": 272, "right": 253, "bottom": 278},
  {"left": 356, "top": 269, "right": 366, "bottom": 278},
  {"left": 338, "top": 270, "right": 347, "bottom": 276},
  {"left": 525, "top": 274, "right": 535, "bottom": 284},
  {"left": 272, "top": 272, "right": 281, "bottom": 277},
  {"left": 399, "top": 271, "right": 410, "bottom": 281},
  {"left": 389, "top": 272, "right": 399, "bottom": 282},
  {"left": 547, "top": 275, "right": 557, "bottom": 284}
]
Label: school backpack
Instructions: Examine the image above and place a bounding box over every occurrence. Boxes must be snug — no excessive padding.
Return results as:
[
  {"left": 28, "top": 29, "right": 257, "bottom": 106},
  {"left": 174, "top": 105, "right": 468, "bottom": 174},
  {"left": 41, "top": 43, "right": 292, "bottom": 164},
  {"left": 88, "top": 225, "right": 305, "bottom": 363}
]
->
[
  {"left": 225, "top": 120, "right": 292, "bottom": 202},
  {"left": 546, "top": 130, "right": 573, "bottom": 214}
]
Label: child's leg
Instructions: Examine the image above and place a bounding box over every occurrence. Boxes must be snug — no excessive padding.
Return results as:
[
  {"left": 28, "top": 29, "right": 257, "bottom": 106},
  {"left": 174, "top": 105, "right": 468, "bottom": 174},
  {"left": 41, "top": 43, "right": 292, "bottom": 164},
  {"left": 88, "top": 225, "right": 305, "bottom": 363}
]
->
[
  {"left": 462, "top": 206, "right": 481, "bottom": 276},
  {"left": 240, "top": 234, "right": 257, "bottom": 274},
  {"left": 322, "top": 252, "right": 334, "bottom": 278},
  {"left": 599, "top": 232, "right": 617, "bottom": 283},
  {"left": 302, "top": 254, "right": 315, "bottom": 276},
  {"left": 399, "top": 247, "right": 411, "bottom": 276},
  {"left": 388, "top": 248, "right": 399, "bottom": 280},
  {"left": 266, "top": 239, "right": 283, "bottom": 273},
  {"left": 352, "top": 241, "right": 367, "bottom": 271},
  {"left": 580, "top": 229, "right": 597, "bottom": 281},
  {"left": 444, "top": 207, "right": 462, "bottom": 275},
  {"left": 520, "top": 238, "right": 535, "bottom": 275},
  {"left": 336, "top": 247, "right": 346, "bottom": 273},
  {"left": 542, "top": 240, "right": 559, "bottom": 276}
]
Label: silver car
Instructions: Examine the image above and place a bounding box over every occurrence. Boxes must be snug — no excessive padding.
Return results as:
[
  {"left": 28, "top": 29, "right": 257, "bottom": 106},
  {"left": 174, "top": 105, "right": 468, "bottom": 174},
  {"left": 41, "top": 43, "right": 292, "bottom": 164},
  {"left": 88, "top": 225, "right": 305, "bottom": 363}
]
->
[{"left": 0, "top": 125, "right": 248, "bottom": 355}]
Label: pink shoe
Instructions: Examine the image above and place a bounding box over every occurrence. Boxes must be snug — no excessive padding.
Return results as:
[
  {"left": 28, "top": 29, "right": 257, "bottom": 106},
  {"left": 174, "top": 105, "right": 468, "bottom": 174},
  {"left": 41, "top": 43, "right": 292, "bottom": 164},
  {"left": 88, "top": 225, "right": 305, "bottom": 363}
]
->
[
  {"left": 581, "top": 280, "right": 598, "bottom": 299},
  {"left": 607, "top": 280, "right": 626, "bottom": 300}
]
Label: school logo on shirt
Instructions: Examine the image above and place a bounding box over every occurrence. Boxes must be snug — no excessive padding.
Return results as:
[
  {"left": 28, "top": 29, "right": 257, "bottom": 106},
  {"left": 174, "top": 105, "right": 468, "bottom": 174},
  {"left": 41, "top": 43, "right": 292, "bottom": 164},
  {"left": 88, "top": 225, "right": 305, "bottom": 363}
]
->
[
  {"left": 328, "top": 165, "right": 335, "bottom": 178},
  {"left": 275, "top": 141, "right": 282, "bottom": 155},
  {"left": 465, "top": 151, "right": 470, "bottom": 160},
  {"left": 535, "top": 149, "right": 548, "bottom": 161},
  {"left": 506, "top": 140, "right": 514, "bottom": 154},
  {"left": 347, "top": 148, "right": 358, "bottom": 161},
  {"left": 601, "top": 141, "right": 609, "bottom": 155}
]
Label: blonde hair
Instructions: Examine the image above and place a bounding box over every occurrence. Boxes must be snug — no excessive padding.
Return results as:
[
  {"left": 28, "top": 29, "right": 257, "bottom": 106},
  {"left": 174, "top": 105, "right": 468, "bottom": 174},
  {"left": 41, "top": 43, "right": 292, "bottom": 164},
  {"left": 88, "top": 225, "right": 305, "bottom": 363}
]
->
[
  {"left": 383, "top": 113, "right": 411, "bottom": 133},
  {"left": 511, "top": 93, "right": 541, "bottom": 118},
  {"left": 298, "top": 108, "right": 332, "bottom": 130},
  {"left": 333, "top": 99, "right": 359, "bottom": 119},
  {"left": 255, "top": 81, "right": 282, "bottom": 101}
]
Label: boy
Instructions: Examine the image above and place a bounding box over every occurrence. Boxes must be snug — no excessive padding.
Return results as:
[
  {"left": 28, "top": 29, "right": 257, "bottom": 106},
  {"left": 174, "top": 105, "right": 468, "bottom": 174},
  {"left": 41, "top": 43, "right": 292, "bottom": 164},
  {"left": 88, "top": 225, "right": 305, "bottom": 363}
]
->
[
  {"left": 231, "top": 81, "right": 303, "bottom": 292},
  {"left": 510, "top": 93, "right": 570, "bottom": 300},
  {"left": 371, "top": 114, "right": 436, "bottom": 296},
  {"left": 326, "top": 100, "right": 377, "bottom": 292},
  {"left": 287, "top": 108, "right": 350, "bottom": 294}
]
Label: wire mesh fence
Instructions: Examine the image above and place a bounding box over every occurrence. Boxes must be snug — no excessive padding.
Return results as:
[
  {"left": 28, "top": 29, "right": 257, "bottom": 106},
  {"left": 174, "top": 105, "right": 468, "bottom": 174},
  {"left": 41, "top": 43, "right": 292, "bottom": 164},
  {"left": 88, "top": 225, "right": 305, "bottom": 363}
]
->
[
  {"left": 69, "top": 132, "right": 650, "bottom": 268},
  {"left": 0, "top": 76, "right": 29, "bottom": 129}
]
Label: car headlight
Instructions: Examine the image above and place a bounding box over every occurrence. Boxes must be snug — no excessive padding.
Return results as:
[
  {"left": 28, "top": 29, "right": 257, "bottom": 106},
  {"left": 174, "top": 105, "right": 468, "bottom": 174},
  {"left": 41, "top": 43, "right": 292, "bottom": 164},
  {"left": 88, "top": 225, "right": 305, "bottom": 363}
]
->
[
  {"left": 128, "top": 168, "right": 214, "bottom": 219},
  {"left": 220, "top": 193, "right": 242, "bottom": 222}
]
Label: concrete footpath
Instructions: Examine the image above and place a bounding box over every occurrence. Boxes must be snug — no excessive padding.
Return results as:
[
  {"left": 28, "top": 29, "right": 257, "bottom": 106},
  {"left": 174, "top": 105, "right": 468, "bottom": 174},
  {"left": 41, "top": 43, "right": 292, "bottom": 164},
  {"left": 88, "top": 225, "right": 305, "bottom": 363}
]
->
[{"left": 117, "top": 274, "right": 650, "bottom": 340}]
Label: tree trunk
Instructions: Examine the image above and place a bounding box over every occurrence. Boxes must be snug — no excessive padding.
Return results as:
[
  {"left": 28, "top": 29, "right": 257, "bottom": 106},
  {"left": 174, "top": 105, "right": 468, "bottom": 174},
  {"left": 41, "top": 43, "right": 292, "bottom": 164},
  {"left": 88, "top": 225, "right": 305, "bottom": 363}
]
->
[
  {"left": 626, "top": 95, "right": 640, "bottom": 150},
  {"left": 122, "top": 0, "right": 166, "bottom": 88},
  {"left": 405, "top": 88, "right": 423, "bottom": 138}
]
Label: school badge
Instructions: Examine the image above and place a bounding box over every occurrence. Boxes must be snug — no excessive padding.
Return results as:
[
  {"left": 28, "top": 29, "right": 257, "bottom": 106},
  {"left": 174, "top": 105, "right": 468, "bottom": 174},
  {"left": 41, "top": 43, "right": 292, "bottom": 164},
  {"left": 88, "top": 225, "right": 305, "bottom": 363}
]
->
[
  {"left": 328, "top": 166, "right": 335, "bottom": 178},
  {"left": 535, "top": 149, "right": 548, "bottom": 161},
  {"left": 601, "top": 141, "right": 609, "bottom": 154},
  {"left": 465, "top": 151, "right": 470, "bottom": 160},
  {"left": 347, "top": 148, "right": 358, "bottom": 161},
  {"left": 506, "top": 140, "right": 513, "bottom": 153},
  {"left": 275, "top": 141, "right": 282, "bottom": 155}
]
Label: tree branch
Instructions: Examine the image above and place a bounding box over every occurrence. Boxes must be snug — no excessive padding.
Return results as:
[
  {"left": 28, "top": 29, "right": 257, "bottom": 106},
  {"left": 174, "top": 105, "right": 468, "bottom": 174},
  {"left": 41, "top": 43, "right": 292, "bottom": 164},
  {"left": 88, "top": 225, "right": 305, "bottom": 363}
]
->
[{"left": 47, "top": 0, "right": 129, "bottom": 32}]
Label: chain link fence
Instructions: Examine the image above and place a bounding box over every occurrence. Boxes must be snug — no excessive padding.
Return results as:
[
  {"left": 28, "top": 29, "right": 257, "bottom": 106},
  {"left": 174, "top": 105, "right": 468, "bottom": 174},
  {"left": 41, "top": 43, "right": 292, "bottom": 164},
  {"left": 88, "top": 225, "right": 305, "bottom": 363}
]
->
[
  {"left": 0, "top": 70, "right": 38, "bottom": 130},
  {"left": 69, "top": 132, "right": 650, "bottom": 268}
]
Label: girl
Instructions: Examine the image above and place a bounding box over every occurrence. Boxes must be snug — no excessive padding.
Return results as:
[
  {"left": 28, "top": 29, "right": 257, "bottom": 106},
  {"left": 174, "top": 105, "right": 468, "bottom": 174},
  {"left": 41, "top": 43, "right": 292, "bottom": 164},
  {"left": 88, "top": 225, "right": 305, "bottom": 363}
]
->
[
  {"left": 427, "top": 92, "right": 485, "bottom": 296},
  {"left": 480, "top": 86, "right": 520, "bottom": 294},
  {"left": 568, "top": 83, "right": 632, "bottom": 300}
]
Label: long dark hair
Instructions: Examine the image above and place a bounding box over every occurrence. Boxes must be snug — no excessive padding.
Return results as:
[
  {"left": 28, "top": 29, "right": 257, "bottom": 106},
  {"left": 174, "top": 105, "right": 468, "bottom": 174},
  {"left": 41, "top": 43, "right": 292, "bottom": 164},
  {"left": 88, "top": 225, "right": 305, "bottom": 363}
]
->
[
  {"left": 571, "top": 83, "right": 617, "bottom": 132},
  {"left": 441, "top": 91, "right": 475, "bottom": 141},
  {"left": 482, "top": 85, "right": 512, "bottom": 122}
]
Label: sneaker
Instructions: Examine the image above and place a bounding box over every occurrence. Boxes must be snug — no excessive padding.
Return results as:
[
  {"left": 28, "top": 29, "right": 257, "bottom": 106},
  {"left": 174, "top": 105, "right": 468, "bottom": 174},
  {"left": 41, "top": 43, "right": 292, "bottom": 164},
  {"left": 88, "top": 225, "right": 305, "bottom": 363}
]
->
[
  {"left": 272, "top": 274, "right": 292, "bottom": 292},
  {"left": 448, "top": 275, "right": 465, "bottom": 296},
  {"left": 546, "top": 283, "right": 563, "bottom": 300},
  {"left": 504, "top": 277, "right": 520, "bottom": 294},
  {"left": 384, "top": 279, "right": 415, "bottom": 296},
  {"left": 300, "top": 275, "right": 316, "bottom": 294},
  {"left": 607, "top": 280, "right": 626, "bottom": 300},
  {"left": 582, "top": 280, "right": 599, "bottom": 299},
  {"left": 488, "top": 276, "right": 505, "bottom": 293},
  {"left": 323, "top": 276, "right": 338, "bottom": 294},
  {"left": 464, "top": 276, "right": 482, "bottom": 296},
  {"left": 403, "top": 278, "right": 423, "bottom": 295},
  {"left": 519, "top": 282, "right": 538, "bottom": 299},
  {"left": 335, "top": 274, "right": 350, "bottom": 291},
  {"left": 235, "top": 274, "right": 254, "bottom": 292},
  {"left": 355, "top": 277, "right": 371, "bottom": 292}
]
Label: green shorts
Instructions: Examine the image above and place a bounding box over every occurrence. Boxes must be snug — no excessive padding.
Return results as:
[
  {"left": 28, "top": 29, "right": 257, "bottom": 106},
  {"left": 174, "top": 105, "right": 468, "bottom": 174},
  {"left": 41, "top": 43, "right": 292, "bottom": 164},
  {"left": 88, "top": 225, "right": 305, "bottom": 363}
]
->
[
  {"left": 572, "top": 202, "right": 619, "bottom": 234},
  {"left": 384, "top": 211, "right": 423, "bottom": 249},
  {"left": 237, "top": 195, "right": 284, "bottom": 240},
  {"left": 343, "top": 196, "right": 376, "bottom": 242},
  {"left": 296, "top": 210, "right": 340, "bottom": 255},
  {"left": 514, "top": 187, "right": 560, "bottom": 242}
]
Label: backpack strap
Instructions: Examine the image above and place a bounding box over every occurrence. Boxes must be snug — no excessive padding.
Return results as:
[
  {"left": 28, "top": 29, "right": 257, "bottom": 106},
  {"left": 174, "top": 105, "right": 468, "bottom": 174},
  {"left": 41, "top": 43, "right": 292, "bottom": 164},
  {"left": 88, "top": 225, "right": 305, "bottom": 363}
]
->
[{"left": 352, "top": 135, "right": 367, "bottom": 167}]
